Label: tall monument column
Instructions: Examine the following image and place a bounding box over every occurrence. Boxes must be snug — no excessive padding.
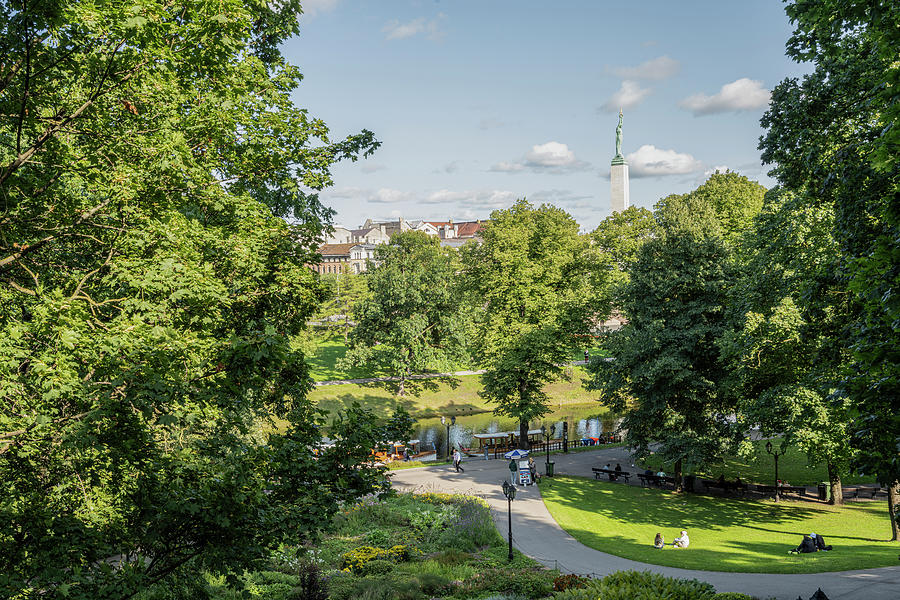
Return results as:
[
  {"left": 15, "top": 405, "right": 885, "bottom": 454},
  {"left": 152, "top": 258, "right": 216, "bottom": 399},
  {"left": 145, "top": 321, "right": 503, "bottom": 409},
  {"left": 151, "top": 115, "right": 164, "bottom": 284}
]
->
[{"left": 610, "top": 109, "right": 630, "bottom": 213}]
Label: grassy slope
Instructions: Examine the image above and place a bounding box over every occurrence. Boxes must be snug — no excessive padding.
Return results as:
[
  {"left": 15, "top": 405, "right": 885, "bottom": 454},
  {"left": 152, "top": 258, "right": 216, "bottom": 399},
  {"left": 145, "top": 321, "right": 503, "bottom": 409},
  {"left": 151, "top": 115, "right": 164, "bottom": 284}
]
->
[
  {"left": 639, "top": 438, "right": 877, "bottom": 487},
  {"left": 306, "top": 330, "right": 597, "bottom": 383},
  {"left": 310, "top": 368, "right": 600, "bottom": 419},
  {"left": 541, "top": 476, "right": 898, "bottom": 574}
]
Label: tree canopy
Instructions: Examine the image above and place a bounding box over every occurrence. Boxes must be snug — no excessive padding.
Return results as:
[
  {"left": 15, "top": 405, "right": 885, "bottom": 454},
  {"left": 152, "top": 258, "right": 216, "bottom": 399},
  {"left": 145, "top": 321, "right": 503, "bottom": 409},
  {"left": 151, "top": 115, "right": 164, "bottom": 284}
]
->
[
  {"left": 341, "top": 231, "right": 469, "bottom": 396},
  {"left": 0, "top": 0, "right": 385, "bottom": 596},
  {"left": 760, "top": 0, "right": 900, "bottom": 534},
  {"left": 462, "top": 200, "right": 607, "bottom": 446}
]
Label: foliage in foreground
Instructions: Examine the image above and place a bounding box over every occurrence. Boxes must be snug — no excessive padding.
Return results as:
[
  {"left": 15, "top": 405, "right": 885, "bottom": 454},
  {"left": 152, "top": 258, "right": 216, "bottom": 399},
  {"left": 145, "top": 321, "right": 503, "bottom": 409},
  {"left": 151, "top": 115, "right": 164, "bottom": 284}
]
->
[
  {"left": 552, "top": 570, "right": 716, "bottom": 600},
  {"left": 0, "top": 0, "right": 383, "bottom": 597}
]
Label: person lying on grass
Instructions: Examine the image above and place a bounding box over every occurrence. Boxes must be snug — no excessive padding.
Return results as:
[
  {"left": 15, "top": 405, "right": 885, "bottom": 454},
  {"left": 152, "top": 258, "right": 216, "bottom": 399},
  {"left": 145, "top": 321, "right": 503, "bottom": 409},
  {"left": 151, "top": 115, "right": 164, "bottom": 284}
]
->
[
  {"left": 790, "top": 532, "right": 832, "bottom": 554},
  {"left": 673, "top": 530, "right": 690, "bottom": 548}
]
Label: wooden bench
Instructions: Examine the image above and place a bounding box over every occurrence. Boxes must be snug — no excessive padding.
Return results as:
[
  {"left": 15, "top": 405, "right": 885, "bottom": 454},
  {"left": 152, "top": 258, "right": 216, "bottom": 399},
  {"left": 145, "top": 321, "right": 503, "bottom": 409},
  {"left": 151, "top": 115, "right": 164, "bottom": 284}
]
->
[
  {"left": 757, "top": 484, "right": 806, "bottom": 497},
  {"left": 637, "top": 473, "right": 674, "bottom": 488},
  {"left": 701, "top": 479, "right": 747, "bottom": 495},
  {"left": 843, "top": 486, "right": 883, "bottom": 499},
  {"left": 592, "top": 467, "right": 630, "bottom": 483}
]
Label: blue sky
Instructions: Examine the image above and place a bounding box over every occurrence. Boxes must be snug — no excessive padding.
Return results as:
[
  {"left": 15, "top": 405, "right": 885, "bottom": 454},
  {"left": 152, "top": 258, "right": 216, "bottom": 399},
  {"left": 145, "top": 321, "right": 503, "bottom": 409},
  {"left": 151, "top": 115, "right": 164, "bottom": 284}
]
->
[{"left": 284, "top": 1, "right": 807, "bottom": 232}]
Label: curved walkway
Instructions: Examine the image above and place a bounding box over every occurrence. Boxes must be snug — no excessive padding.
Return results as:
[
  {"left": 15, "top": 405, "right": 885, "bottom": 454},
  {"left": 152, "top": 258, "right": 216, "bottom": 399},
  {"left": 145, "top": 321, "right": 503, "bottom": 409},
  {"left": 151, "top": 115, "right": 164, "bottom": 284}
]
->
[{"left": 390, "top": 448, "right": 900, "bottom": 600}]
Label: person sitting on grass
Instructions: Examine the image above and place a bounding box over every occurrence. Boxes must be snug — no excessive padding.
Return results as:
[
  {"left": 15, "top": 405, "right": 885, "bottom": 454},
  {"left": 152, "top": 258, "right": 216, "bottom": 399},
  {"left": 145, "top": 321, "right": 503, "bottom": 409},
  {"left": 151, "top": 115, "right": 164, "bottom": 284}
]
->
[
  {"left": 791, "top": 534, "right": 818, "bottom": 554},
  {"left": 811, "top": 532, "right": 832, "bottom": 551},
  {"left": 654, "top": 533, "right": 665, "bottom": 549},
  {"left": 673, "top": 530, "right": 690, "bottom": 549}
]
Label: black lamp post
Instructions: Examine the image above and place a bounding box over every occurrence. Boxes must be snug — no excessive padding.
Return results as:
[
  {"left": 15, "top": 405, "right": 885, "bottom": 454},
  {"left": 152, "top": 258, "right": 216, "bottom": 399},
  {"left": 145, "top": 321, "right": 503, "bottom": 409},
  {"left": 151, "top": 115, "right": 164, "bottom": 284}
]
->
[
  {"left": 541, "top": 425, "right": 550, "bottom": 474},
  {"left": 442, "top": 415, "right": 455, "bottom": 462},
  {"left": 502, "top": 480, "right": 516, "bottom": 561},
  {"left": 765, "top": 440, "right": 787, "bottom": 502}
]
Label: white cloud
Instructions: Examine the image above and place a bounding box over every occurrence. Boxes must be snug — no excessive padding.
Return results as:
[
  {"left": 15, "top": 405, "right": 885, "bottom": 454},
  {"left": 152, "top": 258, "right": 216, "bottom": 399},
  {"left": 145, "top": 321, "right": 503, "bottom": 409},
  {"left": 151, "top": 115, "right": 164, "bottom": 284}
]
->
[
  {"left": 328, "top": 187, "right": 414, "bottom": 203},
  {"left": 679, "top": 78, "right": 771, "bottom": 115},
  {"left": 492, "top": 142, "right": 588, "bottom": 173},
  {"left": 704, "top": 165, "right": 730, "bottom": 177},
  {"left": 601, "top": 80, "right": 651, "bottom": 112},
  {"left": 626, "top": 144, "right": 703, "bottom": 178},
  {"left": 612, "top": 55, "right": 680, "bottom": 80},
  {"left": 423, "top": 189, "right": 517, "bottom": 209},
  {"left": 383, "top": 15, "right": 445, "bottom": 41},
  {"left": 490, "top": 161, "right": 525, "bottom": 173},
  {"left": 301, "top": 0, "right": 339, "bottom": 16},
  {"left": 525, "top": 142, "right": 577, "bottom": 168}
]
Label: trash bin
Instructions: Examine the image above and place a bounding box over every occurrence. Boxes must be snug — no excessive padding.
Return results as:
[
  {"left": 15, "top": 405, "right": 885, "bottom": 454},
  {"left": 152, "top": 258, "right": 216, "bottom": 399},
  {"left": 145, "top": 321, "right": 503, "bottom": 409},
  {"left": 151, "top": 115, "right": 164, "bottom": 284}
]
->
[
  {"left": 817, "top": 482, "right": 828, "bottom": 501},
  {"left": 546, "top": 461, "right": 555, "bottom": 477},
  {"left": 684, "top": 474, "right": 695, "bottom": 493}
]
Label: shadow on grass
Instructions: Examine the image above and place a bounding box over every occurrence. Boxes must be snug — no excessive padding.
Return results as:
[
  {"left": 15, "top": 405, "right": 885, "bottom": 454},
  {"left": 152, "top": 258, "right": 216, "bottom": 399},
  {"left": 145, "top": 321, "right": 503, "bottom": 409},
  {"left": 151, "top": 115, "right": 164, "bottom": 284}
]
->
[
  {"left": 314, "top": 382, "right": 485, "bottom": 419},
  {"left": 545, "top": 476, "right": 821, "bottom": 532}
]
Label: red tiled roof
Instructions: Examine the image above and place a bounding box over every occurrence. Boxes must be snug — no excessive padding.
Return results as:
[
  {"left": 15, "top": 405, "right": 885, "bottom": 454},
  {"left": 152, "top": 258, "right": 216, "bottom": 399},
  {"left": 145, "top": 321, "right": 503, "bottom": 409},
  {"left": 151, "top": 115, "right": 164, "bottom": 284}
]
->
[{"left": 317, "top": 243, "right": 356, "bottom": 257}]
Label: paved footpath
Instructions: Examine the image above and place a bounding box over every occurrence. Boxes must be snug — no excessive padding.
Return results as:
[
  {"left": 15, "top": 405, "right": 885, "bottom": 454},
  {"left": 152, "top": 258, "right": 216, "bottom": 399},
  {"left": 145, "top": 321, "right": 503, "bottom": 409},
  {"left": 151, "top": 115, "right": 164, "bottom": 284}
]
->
[{"left": 390, "top": 448, "right": 900, "bottom": 600}]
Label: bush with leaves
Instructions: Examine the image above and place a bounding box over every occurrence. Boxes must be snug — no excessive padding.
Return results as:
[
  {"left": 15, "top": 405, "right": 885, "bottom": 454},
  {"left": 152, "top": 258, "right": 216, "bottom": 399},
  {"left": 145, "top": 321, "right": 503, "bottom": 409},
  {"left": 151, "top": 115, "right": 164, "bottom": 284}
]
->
[{"left": 553, "top": 570, "right": 717, "bottom": 600}]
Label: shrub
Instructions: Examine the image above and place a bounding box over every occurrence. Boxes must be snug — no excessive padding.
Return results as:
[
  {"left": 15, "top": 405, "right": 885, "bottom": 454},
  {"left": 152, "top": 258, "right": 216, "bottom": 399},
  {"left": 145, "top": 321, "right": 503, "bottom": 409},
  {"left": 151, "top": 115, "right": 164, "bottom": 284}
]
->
[
  {"left": 359, "top": 559, "right": 395, "bottom": 576},
  {"left": 553, "top": 573, "right": 591, "bottom": 591},
  {"left": 552, "top": 570, "right": 717, "bottom": 600},
  {"left": 714, "top": 594, "right": 756, "bottom": 600},
  {"left": 437, "top": 496, "right": 502, "bottom": 551},
  {"left": 286, "top": 560, "right": 328, "bottom": 600},
  {"left": 480, "top": 595, "right": 528, "bottom": 600},
  {"left": 340, "top": 544, "right": 413, "bottom": 572},
  {"left": 459, "top": 568, "right": 555, "bottom": 599}
]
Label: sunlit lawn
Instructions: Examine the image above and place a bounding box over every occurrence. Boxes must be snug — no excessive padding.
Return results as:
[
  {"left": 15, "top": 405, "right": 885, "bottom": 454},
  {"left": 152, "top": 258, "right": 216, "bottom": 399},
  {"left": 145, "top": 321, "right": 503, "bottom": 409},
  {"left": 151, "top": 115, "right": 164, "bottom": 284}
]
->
[
  {"left": 310, "top": 369, "right": 600, "bottom": 418},
  {"left": 540, "top": 476, "right": 899, "bottom": 574}
]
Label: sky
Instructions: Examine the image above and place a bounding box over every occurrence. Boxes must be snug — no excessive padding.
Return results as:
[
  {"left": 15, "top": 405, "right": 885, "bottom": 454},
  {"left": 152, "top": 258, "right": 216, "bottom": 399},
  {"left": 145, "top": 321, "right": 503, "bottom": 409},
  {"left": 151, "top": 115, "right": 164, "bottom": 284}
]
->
[{"left": 283, "top": 0, "right": 808, "bottom": 232}]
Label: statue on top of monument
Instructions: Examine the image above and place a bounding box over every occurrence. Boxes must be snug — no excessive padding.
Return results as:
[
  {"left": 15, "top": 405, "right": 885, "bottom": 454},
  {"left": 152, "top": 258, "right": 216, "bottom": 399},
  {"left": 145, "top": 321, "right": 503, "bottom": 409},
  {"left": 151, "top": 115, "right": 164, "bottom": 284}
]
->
[{"left": 615, "top": 109, "right": 623, "bottom": 158}]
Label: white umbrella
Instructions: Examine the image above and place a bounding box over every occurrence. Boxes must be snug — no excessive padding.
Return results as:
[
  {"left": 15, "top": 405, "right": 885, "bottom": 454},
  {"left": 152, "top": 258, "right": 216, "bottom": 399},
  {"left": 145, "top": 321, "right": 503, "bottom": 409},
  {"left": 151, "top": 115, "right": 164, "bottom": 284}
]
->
[{"left": 503, "top": 449, "right": 530, "bottom": 459}]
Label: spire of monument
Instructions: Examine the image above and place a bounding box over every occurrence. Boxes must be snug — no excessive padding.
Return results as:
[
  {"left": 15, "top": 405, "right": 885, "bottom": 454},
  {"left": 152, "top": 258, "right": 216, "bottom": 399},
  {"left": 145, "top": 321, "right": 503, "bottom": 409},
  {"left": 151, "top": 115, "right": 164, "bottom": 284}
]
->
[{"left": 610, "top": 110, "right": 630, "bottom": 213}]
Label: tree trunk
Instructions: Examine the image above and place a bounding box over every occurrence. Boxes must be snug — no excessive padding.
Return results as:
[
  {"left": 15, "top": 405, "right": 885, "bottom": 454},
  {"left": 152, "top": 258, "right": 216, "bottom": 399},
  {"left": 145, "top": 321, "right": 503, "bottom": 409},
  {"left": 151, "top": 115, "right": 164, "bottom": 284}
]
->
[
  {"left": 518, "top": 379, "right": 530, "bottom": 450},
  {"left": 827, "top": 461, "right": 843, "bottom": 505},
  {"left": 888, "top": 480, "right": 899, "bottom": 542},
  {"left": 674, "top": 458, "right": 683, "bottom": 492}
]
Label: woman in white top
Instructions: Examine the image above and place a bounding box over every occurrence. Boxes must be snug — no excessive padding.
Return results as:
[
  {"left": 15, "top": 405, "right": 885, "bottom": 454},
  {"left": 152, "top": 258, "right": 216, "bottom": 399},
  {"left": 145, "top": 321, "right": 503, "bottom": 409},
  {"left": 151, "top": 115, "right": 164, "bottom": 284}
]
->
[{"left": 673, "top": 530, "right": 690, "bottom": 548}]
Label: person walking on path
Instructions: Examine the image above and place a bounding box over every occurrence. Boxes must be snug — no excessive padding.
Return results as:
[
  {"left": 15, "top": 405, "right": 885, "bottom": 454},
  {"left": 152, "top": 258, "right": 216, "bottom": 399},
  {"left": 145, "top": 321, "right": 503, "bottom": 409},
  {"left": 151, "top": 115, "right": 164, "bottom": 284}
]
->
[{"left": 453, "top": 448, "right": 464, "bottom": 473}]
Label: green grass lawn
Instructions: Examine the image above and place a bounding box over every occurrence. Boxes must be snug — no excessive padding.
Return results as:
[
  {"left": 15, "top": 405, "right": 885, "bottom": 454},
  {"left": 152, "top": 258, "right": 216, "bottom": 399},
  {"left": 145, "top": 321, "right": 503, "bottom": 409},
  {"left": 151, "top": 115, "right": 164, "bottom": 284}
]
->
[
  {"left": 638, "top": 438, "right": 877, "bottom": 487},
  {"left": 310, "top": 368, "right": 599, "bottom": 418},
  {"left": 540, "top": 475, "right": 899, "bottom": 574}
]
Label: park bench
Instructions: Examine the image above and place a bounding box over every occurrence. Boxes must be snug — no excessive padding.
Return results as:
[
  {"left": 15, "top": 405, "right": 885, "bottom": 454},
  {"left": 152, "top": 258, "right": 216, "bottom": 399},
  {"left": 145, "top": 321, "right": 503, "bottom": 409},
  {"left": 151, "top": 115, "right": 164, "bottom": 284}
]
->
[
  {"left": 843, "top": 486, "right": 883, "bottom": 499},
  {"left": 701, "top": 478, "right": 747, "bottom": 495},
  {"left": 592, "top": 467, "right": 630, "bottom": 483},
  {"left": 756, "top": 484, "right": 807, "bottom": 497},
  {"left": 637, "top": 473, "right": 674, "bottom": 488}
]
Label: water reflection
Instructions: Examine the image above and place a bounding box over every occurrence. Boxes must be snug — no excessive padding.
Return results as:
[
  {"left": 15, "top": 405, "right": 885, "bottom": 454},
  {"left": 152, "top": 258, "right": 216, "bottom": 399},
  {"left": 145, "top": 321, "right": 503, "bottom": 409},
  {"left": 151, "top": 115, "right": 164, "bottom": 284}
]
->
[{"left": 414, "top": 403, "right": 621, "bottom": 456}]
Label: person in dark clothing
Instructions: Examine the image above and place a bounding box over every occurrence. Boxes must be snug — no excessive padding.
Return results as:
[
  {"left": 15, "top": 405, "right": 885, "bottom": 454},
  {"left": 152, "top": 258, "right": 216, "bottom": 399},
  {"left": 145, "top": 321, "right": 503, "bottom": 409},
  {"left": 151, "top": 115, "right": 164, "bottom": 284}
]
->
[
  {"left": 811, "top": 533, "right": 831, "bottom": 551},
  {"left": 791, "top": 535, "right": 818, "bottom": 554},
  {"left": 614, "top": 463, "right": 623, "bottom": 481}
]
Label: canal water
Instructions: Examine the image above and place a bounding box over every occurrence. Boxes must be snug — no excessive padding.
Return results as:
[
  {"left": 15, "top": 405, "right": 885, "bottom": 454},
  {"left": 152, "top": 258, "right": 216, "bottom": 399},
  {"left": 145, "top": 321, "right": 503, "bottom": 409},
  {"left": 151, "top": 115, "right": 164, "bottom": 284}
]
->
[{"left": 412, "top": 403, "right": 621, "bottom": 457}]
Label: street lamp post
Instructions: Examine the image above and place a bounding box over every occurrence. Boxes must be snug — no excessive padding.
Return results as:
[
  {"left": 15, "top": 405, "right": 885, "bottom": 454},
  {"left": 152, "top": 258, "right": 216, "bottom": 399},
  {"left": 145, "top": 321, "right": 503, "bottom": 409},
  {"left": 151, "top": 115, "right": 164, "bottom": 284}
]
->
[
  {"left": 541, "top": 425, "right": 550, "bottom": 475},
  {"left": 502, "top": 480, "right": 516, "bottom": 561},
  {"left": 765, "top": 440, "right": 787, "bottom": 502},
  {"left": 442, "top": 415, "right": 455, "bottom": 462}
]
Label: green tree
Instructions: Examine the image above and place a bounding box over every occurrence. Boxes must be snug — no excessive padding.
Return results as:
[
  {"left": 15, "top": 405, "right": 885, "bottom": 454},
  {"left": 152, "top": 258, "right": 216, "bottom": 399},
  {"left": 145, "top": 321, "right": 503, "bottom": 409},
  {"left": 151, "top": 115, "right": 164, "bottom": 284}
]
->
[
  {"left": 590, "top": 226, "right": 736, "bottom": 487},
  {"left": 721, "top": 188, "right": 854, "bottom": 504},
  {"left": 462, "top": 200, "right": 607, "bottom": 447},
  {"left": 0, "top": 0, "right": 384, "bottom": 597},
  {"left": 654, "top": 171, "right": 766, "bottom": 249},
  {"left": 760, "top": 1, "right": 900, "bottom": 535},
  {"left": 590, "top": 205, "right": 659, "bottom": 292},
  {"left": 316, "top": 271, "right": 368, "bottom": 342},
  {"left": 341, "top": 231, "right": 468, "bottom": 396}
]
